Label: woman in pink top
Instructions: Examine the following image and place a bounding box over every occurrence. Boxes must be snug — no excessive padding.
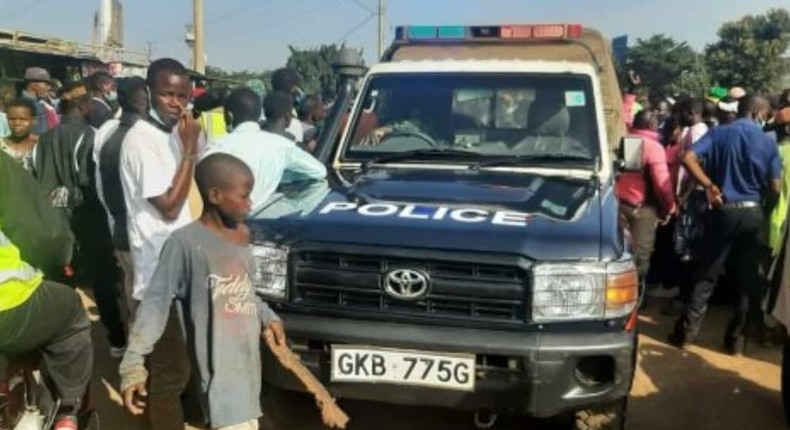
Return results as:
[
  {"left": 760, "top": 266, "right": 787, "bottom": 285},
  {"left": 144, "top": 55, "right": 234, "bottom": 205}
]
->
[
  {"left": 663, "top": 116, "right": 684, "bottom": 194},
  {"left": 616, "top": 110, "right": 677, "bottom": 284}
]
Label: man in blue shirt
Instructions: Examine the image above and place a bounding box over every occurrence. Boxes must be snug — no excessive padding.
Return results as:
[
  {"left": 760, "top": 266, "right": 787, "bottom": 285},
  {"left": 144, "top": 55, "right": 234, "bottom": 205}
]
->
[
  {"left": 669, "top": 94, "right": 782, "bottom": 355},
  {"left": 206, "top": 88, "right": 327, "bottom": 217}
]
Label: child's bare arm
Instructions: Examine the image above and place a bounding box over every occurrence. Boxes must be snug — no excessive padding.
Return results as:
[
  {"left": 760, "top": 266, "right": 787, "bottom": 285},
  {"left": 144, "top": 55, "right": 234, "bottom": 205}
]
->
[{"left": 119, "top": 235, "right": 188, "bottom": 415}]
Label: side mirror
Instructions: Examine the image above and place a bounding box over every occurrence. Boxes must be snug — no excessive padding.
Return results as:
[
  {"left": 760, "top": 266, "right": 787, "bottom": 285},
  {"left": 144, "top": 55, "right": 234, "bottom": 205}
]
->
[{"left": 616, "top": 136, "right": 644, "bottom": 172}]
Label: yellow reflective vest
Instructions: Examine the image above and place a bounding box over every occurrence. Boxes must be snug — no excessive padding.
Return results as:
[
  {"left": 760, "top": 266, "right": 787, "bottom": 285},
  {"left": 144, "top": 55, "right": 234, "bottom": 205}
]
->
[
  {"left": 770, "top": 141, "right": 790, "bottom": 255},
  {"left": 200, "top": 108, "right": 227, "bottom": 145},
  {"left": 0, "top": 227, "right": 43, "bottom": 311}
]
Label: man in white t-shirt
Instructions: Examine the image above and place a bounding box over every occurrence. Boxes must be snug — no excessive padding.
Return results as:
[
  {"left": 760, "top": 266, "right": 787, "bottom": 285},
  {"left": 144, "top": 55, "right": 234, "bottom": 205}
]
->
[
  {"left": 119, "top": 58, "right": 201, "bottom": 430},
  {"left": 206, "top": 88, "right": 326, "bottom": 216}
]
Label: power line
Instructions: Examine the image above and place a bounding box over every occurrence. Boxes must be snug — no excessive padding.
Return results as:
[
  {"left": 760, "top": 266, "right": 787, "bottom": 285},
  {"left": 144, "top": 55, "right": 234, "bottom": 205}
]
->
[
  {"left": 152, "top": 0, "right": 293, "bottom": 44},
  {"left": 0, "top": 0, "right": 56, "bottom": 23},
  {"left": 210, "top": 0, "right": 330, "bottom": 44},
  {"left": 342, "top": 0, "right": 375, "bottom": 14},
  {"left": 336, "top": 12, "right": 376, "bottom": 44},
  {"left": 205, "top": 0, "right": 261, "bottom": 25}
]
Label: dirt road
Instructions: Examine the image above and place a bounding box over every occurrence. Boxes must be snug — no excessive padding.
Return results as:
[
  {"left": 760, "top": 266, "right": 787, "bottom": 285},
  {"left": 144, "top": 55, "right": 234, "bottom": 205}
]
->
[{"left": 82, "top": 293, "right": 785, "bottom": 429}]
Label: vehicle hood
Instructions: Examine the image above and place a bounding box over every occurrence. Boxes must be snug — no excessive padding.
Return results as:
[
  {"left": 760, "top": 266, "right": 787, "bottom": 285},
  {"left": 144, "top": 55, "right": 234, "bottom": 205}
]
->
[{"left": 249, "top": 168, "right": 604, "bottom": 260}]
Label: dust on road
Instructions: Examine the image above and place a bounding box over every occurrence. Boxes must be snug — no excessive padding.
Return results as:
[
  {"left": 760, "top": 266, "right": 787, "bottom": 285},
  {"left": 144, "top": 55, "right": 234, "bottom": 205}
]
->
[{"left": 81, "top": 291, "right": 785, "bottom": 429}]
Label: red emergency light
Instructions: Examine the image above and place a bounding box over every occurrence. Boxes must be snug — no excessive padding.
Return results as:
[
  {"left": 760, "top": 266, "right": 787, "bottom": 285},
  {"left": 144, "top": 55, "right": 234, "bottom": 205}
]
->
[{"left": 501, "top": 24, "right": 583, "bottom": 40}]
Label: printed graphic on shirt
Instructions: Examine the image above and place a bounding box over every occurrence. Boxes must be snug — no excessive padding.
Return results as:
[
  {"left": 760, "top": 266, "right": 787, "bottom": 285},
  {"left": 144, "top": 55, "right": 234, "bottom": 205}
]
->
[{"left": 209, "top": 273, "right": 258, "bottom": 316}]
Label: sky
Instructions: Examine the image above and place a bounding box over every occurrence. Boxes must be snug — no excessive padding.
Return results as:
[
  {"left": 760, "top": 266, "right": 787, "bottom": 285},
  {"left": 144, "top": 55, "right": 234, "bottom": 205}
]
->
[{"left": 0, "top": 0, "right": 787, "bottom": 71}]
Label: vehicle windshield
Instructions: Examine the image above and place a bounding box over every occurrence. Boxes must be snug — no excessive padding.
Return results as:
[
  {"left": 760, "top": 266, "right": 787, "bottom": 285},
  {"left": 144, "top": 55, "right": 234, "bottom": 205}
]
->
[{"left": 341, "top": 73, "right": 600, "bottom": 167}]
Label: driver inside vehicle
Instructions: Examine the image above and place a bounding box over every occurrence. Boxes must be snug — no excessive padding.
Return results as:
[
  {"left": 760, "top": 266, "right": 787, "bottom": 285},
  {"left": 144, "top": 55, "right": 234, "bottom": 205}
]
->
[
  {"left": 344, "top": 74, "right": 598, "bottom": 166},
  {"left": 512, "top": 90, "right": 586, "bottom": 156},
  {"left": 357, "top": 90, "right": 439, "bottom": 148}
]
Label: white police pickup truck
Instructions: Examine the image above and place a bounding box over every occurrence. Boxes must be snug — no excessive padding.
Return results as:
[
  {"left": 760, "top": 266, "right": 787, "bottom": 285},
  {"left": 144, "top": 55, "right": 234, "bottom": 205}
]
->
[{"left": 252, "top": 23, "right": 638, "bottom": 430}]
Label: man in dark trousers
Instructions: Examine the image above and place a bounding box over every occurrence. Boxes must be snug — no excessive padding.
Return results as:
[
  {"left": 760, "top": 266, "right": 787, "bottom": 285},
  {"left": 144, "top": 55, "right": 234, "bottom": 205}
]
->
[
  {"left": 35, "top": 81, "right": 127, "bottom": 357},
  {"left": 94, "top": 76, "right": 148, "bottom": 319},
  {"left": 669, "top": 94, "right": 781, "bottom": 355}
]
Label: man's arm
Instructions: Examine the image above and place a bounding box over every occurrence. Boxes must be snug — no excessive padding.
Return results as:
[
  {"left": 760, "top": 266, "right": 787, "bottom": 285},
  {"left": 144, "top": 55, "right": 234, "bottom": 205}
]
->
[
  {"left": 646, "top": 145, "right": 677, "bottom": 218},
  {"left": 148, "top": 155, "right": 196, "bottom": 220},
  {"left": 284, "top": 145, "right": 327, "bottom": 181},
  {"left": 682, "top": 132, "right": 722, "bottom": 206},
  {"left": 147, "top": 114, "right": 201, "bottom": 220},
  {"left": 0, "top": 150, "right": 74, "bottom": 273},
  {"left": 119, "top": 234, "right": 187, "bottom": 414},
  {"left": 765, "top": 145, "right": 783, "bottom": 213}
]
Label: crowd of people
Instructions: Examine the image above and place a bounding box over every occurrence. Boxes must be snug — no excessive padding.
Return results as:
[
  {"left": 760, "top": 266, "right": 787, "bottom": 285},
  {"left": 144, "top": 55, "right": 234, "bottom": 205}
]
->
[
  {"left": 0, "top": 59, "right": 326, "bottom": 430},
  {"left": 2, "top": 55, "right": 790, "bottom": 430},
  {"left": 617, "top": 72, "right": 790, "bottom": 359}
]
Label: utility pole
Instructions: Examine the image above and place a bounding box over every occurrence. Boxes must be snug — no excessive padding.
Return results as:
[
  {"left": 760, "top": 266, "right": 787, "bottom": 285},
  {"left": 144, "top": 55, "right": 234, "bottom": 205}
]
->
[
  {"left": 377, "top": 0, "right": 386, "bottom": 59},
  {"left": 193, "top": 0, "right": 205, "bottom": 73}
]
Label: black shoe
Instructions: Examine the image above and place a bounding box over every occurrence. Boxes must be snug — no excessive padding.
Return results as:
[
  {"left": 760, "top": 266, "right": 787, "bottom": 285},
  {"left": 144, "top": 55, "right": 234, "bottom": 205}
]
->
[
  {"left": 667, "top": 331, "right": 691, "bottom": 349},
  {"left": 724, "top": 336, "right": 745, "bottom": 356}
]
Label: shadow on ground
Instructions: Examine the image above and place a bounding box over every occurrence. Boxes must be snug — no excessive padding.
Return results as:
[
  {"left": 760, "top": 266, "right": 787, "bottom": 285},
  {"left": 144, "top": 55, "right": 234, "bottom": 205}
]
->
[{"left": 79, "top": 289, "right": 787, "bottom": 430}]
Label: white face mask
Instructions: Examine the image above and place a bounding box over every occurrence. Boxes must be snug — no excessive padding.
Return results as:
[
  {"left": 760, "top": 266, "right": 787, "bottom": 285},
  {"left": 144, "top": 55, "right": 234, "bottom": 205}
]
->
[{"left": 147, "top": 89, "right": 169, "bottom": 128}]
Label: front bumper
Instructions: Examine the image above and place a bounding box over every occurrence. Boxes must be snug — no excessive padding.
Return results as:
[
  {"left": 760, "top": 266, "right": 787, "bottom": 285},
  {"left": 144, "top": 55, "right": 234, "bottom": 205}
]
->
[{"left": 262, "top": 314, "right": 636, "bottom": 417}]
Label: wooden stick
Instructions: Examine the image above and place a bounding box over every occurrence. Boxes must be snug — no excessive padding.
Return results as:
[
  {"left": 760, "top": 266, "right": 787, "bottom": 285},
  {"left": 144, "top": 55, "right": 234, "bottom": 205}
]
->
[{"left": 264, "top": 329, "right": 350, "bottom": 429}]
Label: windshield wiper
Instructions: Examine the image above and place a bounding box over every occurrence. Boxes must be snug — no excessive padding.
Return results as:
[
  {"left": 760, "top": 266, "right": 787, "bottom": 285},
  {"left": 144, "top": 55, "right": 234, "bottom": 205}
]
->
[
  {"left": 359, "top": 148, "right": 484, "bottom": 172},
  {"left": 470, "top": 153, "right": 594, "bottom": 170}
]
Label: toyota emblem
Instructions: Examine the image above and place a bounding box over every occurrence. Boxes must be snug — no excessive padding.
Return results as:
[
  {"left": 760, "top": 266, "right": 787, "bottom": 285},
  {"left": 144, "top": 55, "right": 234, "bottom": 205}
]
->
[{"left": 384, "top": 269, "right": 430, "bottom": 300}]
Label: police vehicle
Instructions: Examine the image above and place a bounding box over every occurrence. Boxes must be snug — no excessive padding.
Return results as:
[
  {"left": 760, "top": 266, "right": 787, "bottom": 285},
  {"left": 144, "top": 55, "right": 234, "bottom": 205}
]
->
[{"left": 250, "top": 24, "right": 638, "bottom": 429}]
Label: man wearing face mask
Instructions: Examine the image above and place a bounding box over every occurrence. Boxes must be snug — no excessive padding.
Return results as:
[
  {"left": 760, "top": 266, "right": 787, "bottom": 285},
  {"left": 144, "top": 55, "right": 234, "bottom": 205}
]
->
[
  {"left": 119, "top": 58, "right": 203, "bottom": 430},
  {"left": 86, "top": 72, "right": 118, "bottom": 129},
  {"left": 20, "top": 67, "right": 58, "bottom": 135}
]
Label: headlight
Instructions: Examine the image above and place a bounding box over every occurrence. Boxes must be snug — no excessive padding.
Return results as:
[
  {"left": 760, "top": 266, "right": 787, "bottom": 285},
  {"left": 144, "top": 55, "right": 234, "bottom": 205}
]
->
[
  {"left": 251, "top": 243, "right": 289, "bottom": 300},
  {"left": 532, "top": 261, "right": 637, "bottom": 323}
]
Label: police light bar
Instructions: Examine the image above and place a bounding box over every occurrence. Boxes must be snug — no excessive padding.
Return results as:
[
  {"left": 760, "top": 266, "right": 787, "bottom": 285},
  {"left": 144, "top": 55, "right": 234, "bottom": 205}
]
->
[{"left": 395, "top": 24, "right": 583, "bottom": 42}]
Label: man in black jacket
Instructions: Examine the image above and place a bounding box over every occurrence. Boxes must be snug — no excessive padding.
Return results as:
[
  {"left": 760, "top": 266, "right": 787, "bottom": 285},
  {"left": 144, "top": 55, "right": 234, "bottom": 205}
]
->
[{"left": 35, "top": 81, "right": 127, "bottom": 357}]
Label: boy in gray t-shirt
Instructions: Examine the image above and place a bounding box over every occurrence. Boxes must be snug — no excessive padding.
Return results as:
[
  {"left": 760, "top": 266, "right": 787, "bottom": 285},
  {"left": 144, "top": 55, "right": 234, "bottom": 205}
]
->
[{"left": 119, "top": 153, "right": 286, "bottom": 430}]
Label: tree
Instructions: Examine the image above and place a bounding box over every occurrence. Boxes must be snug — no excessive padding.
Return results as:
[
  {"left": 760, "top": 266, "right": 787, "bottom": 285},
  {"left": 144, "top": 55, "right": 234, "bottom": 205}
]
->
[
  {"left": 625, "top": 34, "right": 708, "bottom": 96},
  {"left": 705, "top": 8, "right": 790, "bottom": 92},
  {"left": 286, "top": 44, "right": 343, "bottom": 102},
  {"left": 204, "top": 66, "right": 271, "bottom": 88}
]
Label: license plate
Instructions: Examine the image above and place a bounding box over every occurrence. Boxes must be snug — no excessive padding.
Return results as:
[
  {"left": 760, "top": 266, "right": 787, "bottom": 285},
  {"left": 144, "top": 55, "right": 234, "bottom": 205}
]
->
[{"left": 330, "top": 346, "right": 476, "bottom": 391}]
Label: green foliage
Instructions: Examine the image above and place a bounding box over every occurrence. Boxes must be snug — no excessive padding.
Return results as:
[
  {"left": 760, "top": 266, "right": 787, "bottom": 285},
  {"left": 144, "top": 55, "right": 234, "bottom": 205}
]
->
[
  {"left": 705, "top": 8, "right": 790, "bottom": 92},
  {"left": 672, "top": 58, "right": 711, "bottom": 97},
  {"left": 204, "top": 66, "right": 271, "bottom": 88},
  {"left": 626, "top": 34, "right": 709, "bottom": 96},
  {"left": 286, "top": 44, "right": 343, "bottom": 102}
]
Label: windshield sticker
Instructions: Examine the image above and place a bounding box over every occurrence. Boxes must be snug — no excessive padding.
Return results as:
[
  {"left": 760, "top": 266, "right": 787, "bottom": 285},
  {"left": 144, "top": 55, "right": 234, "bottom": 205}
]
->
[
  {"left": 565, "top": 91, "right": 586, "bottom": 107},
  {"left": 318, "top": 202, "right": 531, "bottom": 227},
  {"left": 541, "top": 199, "right": 567, "bottom": 216},
  {"left": 454, "top": 133, "right": 482, "bottom": 146}
]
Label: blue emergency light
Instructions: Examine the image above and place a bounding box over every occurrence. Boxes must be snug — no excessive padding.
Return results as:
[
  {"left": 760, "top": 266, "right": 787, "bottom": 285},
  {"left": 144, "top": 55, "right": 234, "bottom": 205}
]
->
[{"left": 396, "top": 24, "right": 583, "bottom": 42}]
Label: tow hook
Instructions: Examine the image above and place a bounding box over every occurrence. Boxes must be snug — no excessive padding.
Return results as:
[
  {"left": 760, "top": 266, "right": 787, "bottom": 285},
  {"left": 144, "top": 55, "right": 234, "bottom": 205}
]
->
[{"left": 473, "top": 411, "right": 498, "bottom": 429}]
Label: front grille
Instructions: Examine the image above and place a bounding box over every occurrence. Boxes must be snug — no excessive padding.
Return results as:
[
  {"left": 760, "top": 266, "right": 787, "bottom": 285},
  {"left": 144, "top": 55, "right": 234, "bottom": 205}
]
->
[{"left": 292, "top": 251, "right": 529, "bottom": 324}]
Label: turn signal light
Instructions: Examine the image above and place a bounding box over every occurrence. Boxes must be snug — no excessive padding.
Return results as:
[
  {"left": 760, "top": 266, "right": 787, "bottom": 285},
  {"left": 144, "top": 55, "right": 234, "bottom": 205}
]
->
[{"left": 605, "top": 267, "right": 638, "bottom": 319}]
